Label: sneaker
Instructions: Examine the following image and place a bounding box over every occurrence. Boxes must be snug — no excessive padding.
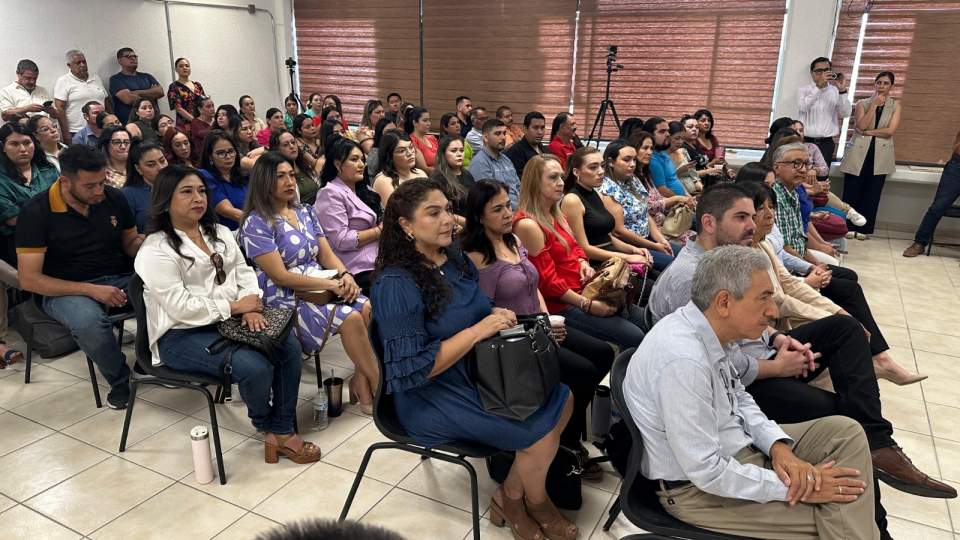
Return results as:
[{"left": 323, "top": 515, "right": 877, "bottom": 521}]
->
[
  {"left": 106, "top": 389, "right": 130, "bottom": 410},
  {"left": 846, "top": 207, "right": 867, "bottom": 227},
  {"left": 845, "top": 231, "right": 856, "bottom": 239},
  {"left": 902, "top": 242, "right": 925, "bottom": 257},
  {"left": 855, "top": 233, "right": 869, "bottom": 241}
]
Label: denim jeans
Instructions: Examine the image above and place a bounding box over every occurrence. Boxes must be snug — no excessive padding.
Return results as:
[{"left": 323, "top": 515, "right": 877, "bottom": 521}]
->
[
  {"left": 560, "top": 303, "right": 646, "bottom": 349},
  {"left": 649, "top": 242, "right": 682, "bottom": 272},
  {"left": 43, "top": 274, "right": 131, "bottom": 396},
  {"left": 915, "top": 156, "right": 960, "bottom": 246},
  {"left": 158, "top": 326, "right": 302, "bottom": 434}
]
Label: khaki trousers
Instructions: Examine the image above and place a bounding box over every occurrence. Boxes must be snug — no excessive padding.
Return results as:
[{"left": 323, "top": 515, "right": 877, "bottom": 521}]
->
[{"left": 659, "top": 416, "right": 879, "bottom": 540}]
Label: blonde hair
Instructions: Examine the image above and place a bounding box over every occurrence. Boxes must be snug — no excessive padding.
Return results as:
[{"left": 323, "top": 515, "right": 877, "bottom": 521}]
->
[{"left": 517, "top": 154, "right": 574, "bottom": 252}]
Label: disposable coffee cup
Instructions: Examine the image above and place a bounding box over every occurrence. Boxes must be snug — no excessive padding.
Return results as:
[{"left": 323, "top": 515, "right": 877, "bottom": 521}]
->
[
  {"left": 323, "top": 376, "right": 344, "bottom": 417},
  {"left": 548, "top": 315, "right": 565, "bottom": 328}
]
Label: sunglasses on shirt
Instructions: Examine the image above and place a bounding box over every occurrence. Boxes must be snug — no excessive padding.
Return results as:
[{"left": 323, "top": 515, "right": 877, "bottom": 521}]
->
[{"left": 211, "top": 252, "right": 226, "bottom": 285}]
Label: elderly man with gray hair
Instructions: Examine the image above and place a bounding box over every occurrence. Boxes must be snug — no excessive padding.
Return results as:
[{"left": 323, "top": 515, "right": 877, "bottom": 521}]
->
[
  {"left": 54, "top": 49, "right": 109, "bottom": 140},
  {"left": 625, "top": 245, "right": 879, "bottom": 539}
]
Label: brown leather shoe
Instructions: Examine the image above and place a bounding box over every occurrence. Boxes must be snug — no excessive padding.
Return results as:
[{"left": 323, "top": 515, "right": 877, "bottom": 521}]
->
[
  {"left": 872, "top": 446, "right": 957, "bottom": 498},
  {"left": 902, "top": 242, "right": 925, "bottom": 257}
]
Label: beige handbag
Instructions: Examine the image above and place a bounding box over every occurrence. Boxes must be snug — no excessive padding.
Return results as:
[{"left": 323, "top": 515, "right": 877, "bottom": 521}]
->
[
  {"left": 581, "top": 258, "right": 633, "bottom": 309},
  {"left": 661, "top": 205, "right": 695, "bottom": 238}
]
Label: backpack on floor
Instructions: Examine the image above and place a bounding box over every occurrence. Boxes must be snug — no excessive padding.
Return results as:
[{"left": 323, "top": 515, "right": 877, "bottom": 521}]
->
[
  {"left": 593, "top": 419, "right": 632, "bottom": 478},
  {"left": 10, "top": 299, "right": 79, "bottom": 358},
  {"left": 485, "top": 445, "right": 585, "bottom": 510}
]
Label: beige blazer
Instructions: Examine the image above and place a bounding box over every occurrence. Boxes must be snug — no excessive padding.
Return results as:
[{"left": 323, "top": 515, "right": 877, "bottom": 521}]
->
[
  {"left": 839, "top": 97, "right": 897, "bottom": 176},
  {"left": 757, "top": 240, "right": 842, "bottom": 331}
]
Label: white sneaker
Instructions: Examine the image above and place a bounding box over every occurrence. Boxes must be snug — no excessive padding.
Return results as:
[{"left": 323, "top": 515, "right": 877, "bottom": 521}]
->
[
  {"left": 846, "top": 207, "right": 867, "bottom": 227},
  {"left": 845, "top": 231, "right": 856, "bottom": 239}
]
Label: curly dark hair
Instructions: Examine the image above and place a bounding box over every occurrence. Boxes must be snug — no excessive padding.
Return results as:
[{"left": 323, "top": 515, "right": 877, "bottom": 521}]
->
[{"left": 374, "top": 178, "right": 465, "bottom": 320}]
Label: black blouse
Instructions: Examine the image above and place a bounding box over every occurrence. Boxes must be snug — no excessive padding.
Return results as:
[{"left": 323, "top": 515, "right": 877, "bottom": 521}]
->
[{"left": 572, "top": 184, "right": 615, "bottom": 248}]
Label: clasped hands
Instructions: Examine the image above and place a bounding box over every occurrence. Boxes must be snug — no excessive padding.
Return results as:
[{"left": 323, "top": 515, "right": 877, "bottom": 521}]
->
[
  {"left": 770, "top": 441, "right": 865, "bottom": 505},
  {"left": 770, "top": 333, "right": 821, "bottom": 378}
]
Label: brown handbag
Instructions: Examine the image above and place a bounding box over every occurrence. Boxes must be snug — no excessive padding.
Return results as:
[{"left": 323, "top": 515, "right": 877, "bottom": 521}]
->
[
  {"left": 661, "top": 204, "right": 695, "bottom": 238},
  {"left": 293, "top": 285, "right": 345, "bottom": 354},
  {"left": 581, "top": 258, "right": 634, "bottom": 309}
]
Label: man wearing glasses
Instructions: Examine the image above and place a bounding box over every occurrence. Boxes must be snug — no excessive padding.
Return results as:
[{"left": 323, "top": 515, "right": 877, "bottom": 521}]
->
[
  {"left": 772, "top": 143, "right": 840, "bottom": 266},
  {"left": 797, "top": 57, "right": 852, "bottom": 163},
  {"left": 15, "top": 145, "right": 142, "bottom": 410},
  {"left": 108, "top": 47, "right": 163, "bottom": 124}
]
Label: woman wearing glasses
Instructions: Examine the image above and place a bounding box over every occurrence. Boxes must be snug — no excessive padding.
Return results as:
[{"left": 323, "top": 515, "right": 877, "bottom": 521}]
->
[
  {"left": 240, "top": 151, "right": 379, "bottom": 413},
  {"left": 198, "top": 130, "right": 247, "bottom": 229},
  {"left": 26, "top": 115, "right": 68, "bottom": 172},
  {"left": 135, "top": 164, "right": 320, "bottom": 465},
  {"left": 372, "top": 130, "right": 427, "bottom": 203},
  {"left": 98, "top": 125, "right": 132, "bottom": 188}
]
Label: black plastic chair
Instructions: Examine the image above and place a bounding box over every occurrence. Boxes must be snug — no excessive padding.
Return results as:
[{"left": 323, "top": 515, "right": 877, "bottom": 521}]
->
[
  {"left": 603, "top": 348, "right": 754, "bottom": 539},
  {"left": 119, "top": 274, "right": 229, "bottom": 485},
  {"left": 23, "top": 295, "right": 133, "bottom": 408},
  {"left": 338, "top": 320, "right": 497, "bottom": 540},
  {"left": 925, "top": 204, "right": 960, "bottom": 255}
]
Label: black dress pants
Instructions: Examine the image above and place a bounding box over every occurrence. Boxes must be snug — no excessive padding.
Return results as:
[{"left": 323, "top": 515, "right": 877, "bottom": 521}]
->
[{"left": 556, "top": 326, "right": 614, "bottom": 446}]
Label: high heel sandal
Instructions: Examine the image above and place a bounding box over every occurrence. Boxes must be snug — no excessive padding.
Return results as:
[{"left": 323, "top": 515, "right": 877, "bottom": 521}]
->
[
  {"left": 525, "top": 496, "right": 577, "bottom": 540},
  {"left": 264, "top": 433, "right": 322, "bottom": 464},
  {"left": 348, "top": 377, "right": 374, "bottom": 416},
  {"left": 489, "top": 488, "right": 543, "bottom": 540},
  {"left": 874, "top": 362, "right": 927, "bottom": 386}
]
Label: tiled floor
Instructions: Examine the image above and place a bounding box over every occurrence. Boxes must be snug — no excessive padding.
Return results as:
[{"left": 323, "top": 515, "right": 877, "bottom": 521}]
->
[{"left": 1, "top": 229, "right": 960, "bottom": 539}]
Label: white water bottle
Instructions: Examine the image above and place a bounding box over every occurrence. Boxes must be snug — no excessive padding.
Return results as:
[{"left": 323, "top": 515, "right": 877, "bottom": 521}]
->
[
  {"left": 190, "top": 425, "right": 214, "bottom": 484},
  {"left": 313, "top": 388, "right": 329, "bottom": 431}
]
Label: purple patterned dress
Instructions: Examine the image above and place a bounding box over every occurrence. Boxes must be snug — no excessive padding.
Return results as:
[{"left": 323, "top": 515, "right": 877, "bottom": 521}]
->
[{"left": 241, "top": 205, "right": 368, "bottom": 353}]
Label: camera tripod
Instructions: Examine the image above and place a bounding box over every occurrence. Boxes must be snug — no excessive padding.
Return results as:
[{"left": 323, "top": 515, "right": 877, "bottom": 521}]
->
[
  {"left": 586, "top": 48, "right": 624, "bottom": 147},
  {"left": 285, "top": 57, "right": 304, "bottom": 111}
]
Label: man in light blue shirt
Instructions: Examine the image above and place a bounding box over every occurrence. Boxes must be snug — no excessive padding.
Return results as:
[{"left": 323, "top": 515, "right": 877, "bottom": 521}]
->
[
  {"left": 625, "top": 245, "right": 878, "bottom": 539},
  {"left": 468, "top": 118, "right": 520, "bottom": 208},
  {"left": 643, "top": 116, "right": 687, "bottom": 196}
]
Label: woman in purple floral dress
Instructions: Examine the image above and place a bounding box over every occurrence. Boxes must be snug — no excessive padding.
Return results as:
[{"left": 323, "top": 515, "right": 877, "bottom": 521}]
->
[{"left": 240, "top": 152, "right": 379, "bottom": 412}]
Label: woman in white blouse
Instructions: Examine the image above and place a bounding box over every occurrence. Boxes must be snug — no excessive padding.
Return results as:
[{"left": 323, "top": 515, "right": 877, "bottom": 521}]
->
[{"left": 134, "top": 164, "right": 322, "bottom": 465}]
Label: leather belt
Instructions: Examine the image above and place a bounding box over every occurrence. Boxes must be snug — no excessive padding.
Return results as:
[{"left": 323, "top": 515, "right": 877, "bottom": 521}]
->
[{"left": 658, "top": 479, "right": 692, "bottom": 490}]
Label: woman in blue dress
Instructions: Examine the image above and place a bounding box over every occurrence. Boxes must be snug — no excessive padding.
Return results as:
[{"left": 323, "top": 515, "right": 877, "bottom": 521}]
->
[
  {"left": 371, "top": 178, "right": 576, "bottom": 540},
  {"left": 240, "top": 151, "right": 379, "bottom": 413},
  {"left": 198, "top": 130, "right": 247, "bottom": 230}
]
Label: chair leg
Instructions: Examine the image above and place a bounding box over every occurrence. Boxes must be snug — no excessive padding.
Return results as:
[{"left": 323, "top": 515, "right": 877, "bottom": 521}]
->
[
  {"left": 602, "top": 496, "right": 621, "bottom": 531},
  {"left": 339, "top": 443, "right": 383, "bottom": 521},
  {"left": 200, "top": 385, "right": 227, "bottom": 485},
  {"left": 115, "top": 321, "right": 124, "bottom": 347},
  {"left": 118, "top": 380, "right": 140, "bottom": 451},
  {"left": 314, "top": 352, "right": 321, "bottom": 390},
  {"left": 463, "top": 458, "right": 482, "bottom": 540},
  {"left": 23, "top": 340, "right": 32, "bottom": 383},
  {"left": 86, "top": 356, "right": 102, "bottom": 408}
]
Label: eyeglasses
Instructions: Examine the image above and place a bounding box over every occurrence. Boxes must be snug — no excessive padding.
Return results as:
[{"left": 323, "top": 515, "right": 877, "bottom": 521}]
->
[
  {"left": 36, "top": 126, "right": 57, "bottom": 134},
  {"left": 110, "top": 139, "right": 131, "bottom": 147},
  {"left": 210, "top": 253, "right": 226, "bottom": 285},
  {"left": 812, "top": 68, "right": 831, "bottom": 74},
  {"left": 213, "top": 148, "right": 237, "bottom": 158},
  {"left": 776, "top": 159, "right": 813, "bottom": 171},
  {"left": 394, "top": 146, "right": 416, "bottom": 155}
]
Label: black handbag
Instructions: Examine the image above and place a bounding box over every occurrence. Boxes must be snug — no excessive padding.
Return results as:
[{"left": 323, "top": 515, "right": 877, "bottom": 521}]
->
[
  {"left": 207, "top": 306, "right": 295, "bottom": 400},
  {"left": 486, "top": 445, "right": 585, "bottom": 510},
  {"left": 470, "top": 313, "right": 561, "bottom": 422}
]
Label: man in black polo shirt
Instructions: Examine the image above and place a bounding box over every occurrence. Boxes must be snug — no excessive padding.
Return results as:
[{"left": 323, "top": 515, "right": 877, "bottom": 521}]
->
[
  {"left": 504, "top": 111, "right": 546, "bottom": 178},
  {"left": 16, "top": 145, "right": 143, "bottom": 409}
]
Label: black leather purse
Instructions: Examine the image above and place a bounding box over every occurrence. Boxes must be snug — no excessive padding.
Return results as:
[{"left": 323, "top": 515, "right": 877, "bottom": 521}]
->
[
  {"left": 207, "top": 306, "right": 294, "bottom": 400},
  {"left": 470, "top": 313, "right": 562, "bottom": 422}
]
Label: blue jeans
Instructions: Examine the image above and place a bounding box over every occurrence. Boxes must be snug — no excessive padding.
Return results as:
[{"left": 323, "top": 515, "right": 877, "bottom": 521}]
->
[
  {"left": 915, "top": 156, "right": 960, "bottom": 246},
  {"left": 43, "top": 274, "right": 131, "bottom": 395},
  {"left": 649, "top": 242, "right": 682, "bottom": 272},
  {"left": 158, "top": 326, "right": 302, "bottom": 434},
  {"left": 560, "top": 304, "right": 646, "bottom": 349}
]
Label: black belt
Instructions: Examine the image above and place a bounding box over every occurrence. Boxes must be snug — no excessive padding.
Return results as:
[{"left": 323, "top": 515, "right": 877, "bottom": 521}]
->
[
  {"left": 804, "top": 136, "right": 834, "bottom": 143},
  {"left": 658, "top": 479, "right": 691, "bottom": 490}
]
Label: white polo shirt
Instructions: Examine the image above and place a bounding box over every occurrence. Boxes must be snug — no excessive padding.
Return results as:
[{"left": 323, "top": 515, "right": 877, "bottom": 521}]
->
[
  {"left": 0, "top": 82, "right": 50, "bottom": 116},
  {"left": 54, "top": 72, "right": 108, "bottom": 133}
]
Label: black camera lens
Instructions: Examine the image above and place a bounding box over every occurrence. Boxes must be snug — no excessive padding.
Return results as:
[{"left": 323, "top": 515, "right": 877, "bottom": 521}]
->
[{"left": 608, "top": 45, "right": 618, "bottom": 55}]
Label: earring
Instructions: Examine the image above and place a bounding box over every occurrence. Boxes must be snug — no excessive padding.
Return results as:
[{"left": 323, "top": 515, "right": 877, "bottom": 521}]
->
[{"left": 406, "top": 231, "right": 415, "bottom": 242}]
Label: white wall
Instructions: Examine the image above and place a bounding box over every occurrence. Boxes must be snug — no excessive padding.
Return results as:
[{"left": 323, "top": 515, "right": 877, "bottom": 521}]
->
[
  {"left": 0, "top": 0, "right": 295, "bottom": 120},
  {"left": 772, "top": 0, "right": 839, "bottom": 120}
]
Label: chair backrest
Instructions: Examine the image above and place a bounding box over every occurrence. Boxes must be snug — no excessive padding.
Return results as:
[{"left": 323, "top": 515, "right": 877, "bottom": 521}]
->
[
  {"left": 127, "top": 273, "right": 155, "bottom": 372},
  {"left": 609, "top": 348, "right": 755, "bottom": 540},
  {"left": 367, "top": 319, "right": 418, "bottom": 443}
]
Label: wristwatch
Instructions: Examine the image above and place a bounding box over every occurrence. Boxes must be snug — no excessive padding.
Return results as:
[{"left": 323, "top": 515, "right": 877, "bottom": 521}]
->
[{"left": 767, "top": 331, "right": 784, "bottom": 348}]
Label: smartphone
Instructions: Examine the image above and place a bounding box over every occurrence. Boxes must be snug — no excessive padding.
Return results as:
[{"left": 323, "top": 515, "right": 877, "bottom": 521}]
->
[{"left": 42, "top": 100, "right": 53, "bottom": 108}]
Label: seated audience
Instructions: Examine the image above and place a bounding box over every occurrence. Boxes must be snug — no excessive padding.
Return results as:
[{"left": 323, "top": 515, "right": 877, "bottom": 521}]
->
[
  {"left": 598, "top": 139, "right": 679, "bottom": 272},
  {"left": 240, "top": 152, "right": 379, "bottom": 413},
  {"left": 27, "top": 115, "right": 67, "bottom": 172},
  {"left": 357, "top": 99, "right": 384, "bottom": 154},
  {"left": 692, "top": 108, "right": 723, "bottom": 163},
  {"left": 465, "top": 107, "right": 487, "bottom": 153},
  {"left": 628, "top": 131, "right": 697, "bottom": 246},
  {"left": 679, "top": 114, "right": 722, "bottom": 187},
  {"left": 236, "top": 117, "right": 264, "bottom": 169},
  {"left": 321, "top": 105, "right": 354, "bottom": 141},
  {"left": 125, "top": 97, "right": 160, "bottom": 142},
  {"left": 626, "top": 244, "right": 880, "bottom": 539},
  {"left": 467, "top": 118, "right": 520, "bottom": 208},
  {"left": 198, "top": 130, "right": 247, "bottom": 229},
  {"left": 135, "top": 165, "right": 318, "bottom": 464},
  {"left": 514, "top": 154, "right": 646, "bottom": 348},
  {"left": 440, "top": 112, "right": 473, "bottom": 167},
  {"left": 162, "top": 127, "right": 194, "bottom": 167},
  {"left": 239, "top": 94, "right": 267, "bottom": 133},
  {"left": 372, "top": 130, "right": 427, "bottom": 203},
  {"left": 291, "top": 114, "right": 321, "bottom": 172},
  {"left": 97, "top": 111, "right": 121, "bottom": 130},
  {"left": 405, "top": 107, "right": 437, "bottom": 175},
  {"left": 315, "top": 138, "right": 383, "bottom": 295},
  {"left": 547, "top": 113, "right": 578, "bottom": 170},
  {"left": 365, "top": 118, "right": 397, "bottom": 178},
  {"left": 16, "top": 145, "right": 143, "bottom": 409},
  {"left": 283, "top": 94, "right": 299, "bottom": 130},
  {"left": 384, "top": 92, "right": 402, "bottom": 124},
  {"left": 619, "top": 117, "right": 644, "bottom": 140},
  {"left": 644, "top": 117, "right": 687, "bottom": 197},
  {"left": 123, "top": 141, "right": 167, "bottom": 233},
  {"left": 54, "top": 50, "right": 109, "bottom": 139},
  {"left": 371, "top": 178, "right": 577, "bottom": 540},
  {"left": 667, "top": 121, "right": 703, "bottom": 195},
  {"left": 73, "top": 101, "right": 105, "bottom": 147},
  {"left": 323, "top": 94, "right": 351, "bottom": 133},
  {"left": 305, "top": 92, "right": 323, "bottom": 118},
  {"left": 98, "top": 125, "right": 132, "bottom": 188},
  {"left": 1, "top": 59, "right": 54, "bottom": 122},
  {"left": 166, "top": 57, "right": 204, "bottom": 127},
  {"left": 257, "top": 107, "right": 286, "bottom": 147},
  {"left": 0, "top": 122, "right": 59, "bottom": 232},
  {"left": 504, "top": 111, "right": 546, "bottom": 178},
  {"left": 395, "top": 102, "right": 415, "bottom": 133},
  {"left": 109, "top": 47, "right": 163, "bottom": 124},
  {"left": 560, "top": 147, "right": 652, "bottom": 268},
  {"left": 157, "top": 114, "right": 174, "bottom": 139},
  {"left": 429, "top": 136, "right": 475, "bottom": 220},
  {"left": 455, "top": 95, "right": 473, "bottom": 138},
  {"left": 270, "top": 129, "right": 320, "bottom": 205},
  {"left": 189, "top": 96, "right": 215, "bottom": 162},
  {"left": 496, "top": 106, "right": 524, "bottom": 147},
  {"left": 904, "top": 128, "right": 960, "bottom": 257},
  {"left": 464, "top": 179, "right": 613, "bottom": 474},
  {"left": 319, "top": 119, "right": 345, "bottom": 171},
  {"left": 215, "top": 104, "right": 241, "bottom": 134}
]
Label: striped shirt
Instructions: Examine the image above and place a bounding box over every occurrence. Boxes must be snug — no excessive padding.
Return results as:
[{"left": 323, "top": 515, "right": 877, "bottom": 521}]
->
[{"left": 773, "top": 181, "right": 806, "bottom": 256}]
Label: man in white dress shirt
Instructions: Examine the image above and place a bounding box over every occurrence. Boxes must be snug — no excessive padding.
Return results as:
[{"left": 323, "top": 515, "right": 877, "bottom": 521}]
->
[
  {"left": 54, "top": 50, "right": 110, "bottom": 139},
  {"left": 0, "top": 60, "right": 57, "bottom": 122},
  {"left": 796, "top": 57, "right": 852, "bottom": 163},
  {"left": 625, "top": 245, "right": 879, "bottom": 539}
]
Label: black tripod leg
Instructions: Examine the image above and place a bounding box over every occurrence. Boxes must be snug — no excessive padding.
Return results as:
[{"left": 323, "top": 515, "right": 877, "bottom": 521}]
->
[
  {"left": 608, "top": 101, "right": 622, "bottom": 134},
  {"left": 588, "top": 101, "right": 608, "bottom": 145}
]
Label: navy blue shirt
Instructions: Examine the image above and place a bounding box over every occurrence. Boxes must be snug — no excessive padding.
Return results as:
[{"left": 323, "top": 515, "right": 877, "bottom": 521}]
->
[
  {"left": 122, "top": 183, "right": 152, "bottom": 233},
  {"left": 108, "top": 71, "right": 160, "bottom": 123}
]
